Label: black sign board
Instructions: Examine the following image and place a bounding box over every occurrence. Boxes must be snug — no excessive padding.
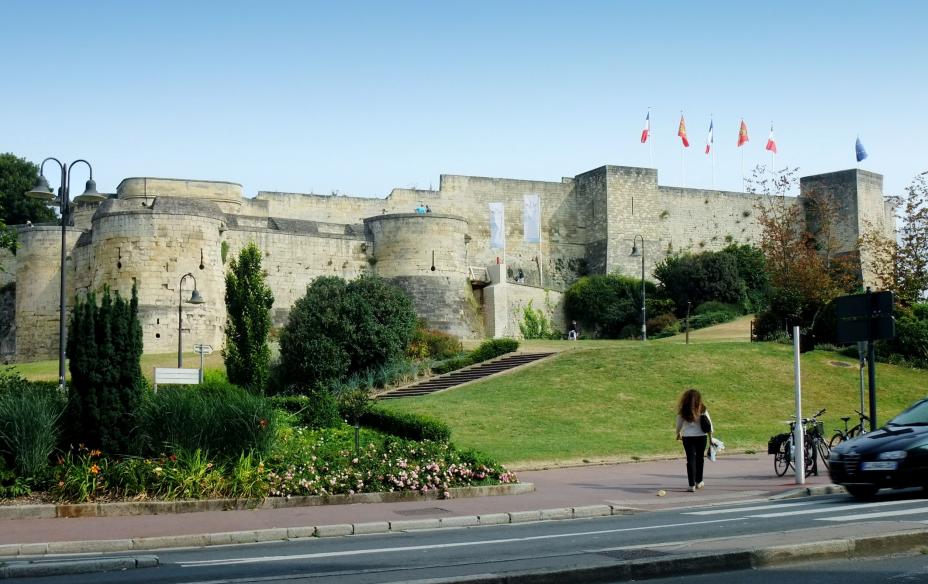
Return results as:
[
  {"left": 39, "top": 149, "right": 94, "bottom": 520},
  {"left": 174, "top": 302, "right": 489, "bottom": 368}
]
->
[{"left": 835, "top": 291, "right": 895, "bottom": 344}]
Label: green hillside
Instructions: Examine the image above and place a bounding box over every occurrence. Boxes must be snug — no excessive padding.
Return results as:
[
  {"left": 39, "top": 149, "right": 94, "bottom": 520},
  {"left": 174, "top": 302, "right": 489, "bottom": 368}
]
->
[{"left": 379, "top": 341, "right": 928, "bottom": 468}]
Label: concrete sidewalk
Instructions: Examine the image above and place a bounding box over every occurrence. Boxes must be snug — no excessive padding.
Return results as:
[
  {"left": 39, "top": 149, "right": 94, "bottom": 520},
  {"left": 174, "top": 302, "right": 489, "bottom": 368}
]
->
[{"left": 1, "top": 454, "right": 831, "bottom": 550}]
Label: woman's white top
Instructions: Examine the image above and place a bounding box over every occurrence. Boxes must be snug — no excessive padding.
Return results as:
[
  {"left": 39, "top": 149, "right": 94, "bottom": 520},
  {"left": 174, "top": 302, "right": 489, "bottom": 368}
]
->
[{"left": 676, "top": 410, "right": 711, "bottom": 437}]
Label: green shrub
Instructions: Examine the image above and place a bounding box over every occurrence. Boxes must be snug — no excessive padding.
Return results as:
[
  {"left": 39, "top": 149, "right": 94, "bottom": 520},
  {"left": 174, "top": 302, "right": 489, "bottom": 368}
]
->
[
  {"left": 408, "top": 323, "right": 462, "bottom": 360},
  {"left": 278, "top": 275, "right": 418, "bottom": 389},
  {"left": 66, "top": 285, "right": 144, "bottom": 454},
  {"left": 688, "top": 310, "right": 737, "bottom": 330},
  {"left": 565, "top": 274, "right": 657, "bottom": 338},
  {"left": 519, "top": 300, "right": 557, "bottom": 339},
  {"left": 654, "top": 251, "right": 749, "bottom": 316},
  {"left": 360, "top": 407, "right": 452, "bottom": 442},
  {"left": 647, "top": 313, "right": 680, "bottom": 336},
  {"left": 0, "top": 458, "right": 31, "bottom": 498},
  {"left": 0, "top": 373, "right": 65, "bottom": 479},
  {"left": 470, "top": 338, "right": 519, "bottom": 363},
  {"left": 695, "top": 301, "right": 743, "bottom": 316},
  {"left": 431, "top": 355, "right": 474, "bottom": 375},
  {"left": 141, "top": 380, "right": 278, "bottom": 460},
  {"left": 268, "top": 387, "right": 341, "bottom": 429}
]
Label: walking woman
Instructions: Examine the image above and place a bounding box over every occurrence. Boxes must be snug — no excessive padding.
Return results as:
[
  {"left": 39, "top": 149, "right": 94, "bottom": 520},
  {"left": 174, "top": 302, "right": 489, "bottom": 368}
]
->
[{"left": 675, "top": 388, "right": 712, "bottom": 492}]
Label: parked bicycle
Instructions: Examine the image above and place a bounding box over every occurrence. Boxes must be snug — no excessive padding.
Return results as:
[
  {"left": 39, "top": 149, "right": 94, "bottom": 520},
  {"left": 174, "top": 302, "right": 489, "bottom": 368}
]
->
[
  {"left": 769, "top": 408, "right": 830, "bottom": 477},
  {"left": 829, "top": 409, "right": 870, "bottom": 448}
]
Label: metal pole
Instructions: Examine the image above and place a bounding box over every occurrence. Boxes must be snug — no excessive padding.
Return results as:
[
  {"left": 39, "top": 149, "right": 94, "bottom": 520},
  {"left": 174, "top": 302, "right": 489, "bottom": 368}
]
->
[
  {"left": 685, "top": 301, "right": 691, "bottom": 345},
  {"left": 640, "top": 237, "right": 647, "bottom": 341},
  {"left": 57, "top": 164, "right": 68, "bottom": 391},
  {"left": 858, "top": 341, "right": 867, "bottom": 425},
  {"left": 793, "top": 325, "right": 805, "bottom": 485},
  {"left": 867, "top": 339, "right": 877, "bottom": 431},
  {"left": 199, "top": 350, "right": 205, "bottom": 383},
  {"left": 178, "top": 276, "right": 184, "bottom": 368}
]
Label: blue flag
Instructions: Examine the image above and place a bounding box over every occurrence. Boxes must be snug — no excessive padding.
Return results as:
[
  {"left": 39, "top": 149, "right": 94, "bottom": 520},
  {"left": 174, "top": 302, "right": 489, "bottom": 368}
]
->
[{"left": 855, "top": 136, "right": 868, "bottom": 162}]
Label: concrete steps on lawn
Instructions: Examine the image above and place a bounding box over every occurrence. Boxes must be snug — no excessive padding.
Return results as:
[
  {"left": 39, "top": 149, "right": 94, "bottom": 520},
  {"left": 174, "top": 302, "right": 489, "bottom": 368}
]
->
[{"left": 378, "top": 352, "right": 555, "bottom": 399}]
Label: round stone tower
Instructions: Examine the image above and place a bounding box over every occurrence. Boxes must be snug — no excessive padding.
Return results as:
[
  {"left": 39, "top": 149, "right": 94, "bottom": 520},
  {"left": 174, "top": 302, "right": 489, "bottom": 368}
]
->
[
  {"left": 14, "top": 225, "right": 83, "bottom": 362},
  {"left": 364, "top": 213, "right": 477, "bottom": 338},
  {"left": 84, "top": 196, "right": 226, "bottom": 357}
]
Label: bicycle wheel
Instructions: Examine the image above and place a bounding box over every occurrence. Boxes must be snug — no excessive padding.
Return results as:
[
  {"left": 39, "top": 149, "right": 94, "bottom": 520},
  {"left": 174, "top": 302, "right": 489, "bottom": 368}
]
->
[
  {"left": 774, "top": 439, "right": 790, "bottom": 477},
  {"left": 816, "top": 439, "right": 831, "bottom": 470},
  {"left": 829, "top": 432, "right": 845, "bottom": 448},
  {"left": 804, "top": 439, "right": 816, "bottom": 475}
]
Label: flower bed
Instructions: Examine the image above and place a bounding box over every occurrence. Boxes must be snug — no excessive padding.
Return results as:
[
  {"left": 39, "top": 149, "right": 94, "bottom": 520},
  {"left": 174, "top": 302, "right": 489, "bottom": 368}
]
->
[{"left": 37, "top": 426, "right": 515, "bottom": 503}]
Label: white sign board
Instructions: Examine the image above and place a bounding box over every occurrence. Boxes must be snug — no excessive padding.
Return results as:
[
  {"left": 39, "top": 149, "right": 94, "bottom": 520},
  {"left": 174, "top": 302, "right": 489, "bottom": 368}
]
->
[{"left": 193, "top": 344, "right": 213, "bottom": 355}]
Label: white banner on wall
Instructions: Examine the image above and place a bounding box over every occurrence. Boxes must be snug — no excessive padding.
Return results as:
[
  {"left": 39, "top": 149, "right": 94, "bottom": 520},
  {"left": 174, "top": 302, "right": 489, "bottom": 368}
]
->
[
  {"left": 523, "top": 193, "right": 541, "bottom": 243},
  {"left": 489, "top": 202, "right": 505, "bottom": 250}
]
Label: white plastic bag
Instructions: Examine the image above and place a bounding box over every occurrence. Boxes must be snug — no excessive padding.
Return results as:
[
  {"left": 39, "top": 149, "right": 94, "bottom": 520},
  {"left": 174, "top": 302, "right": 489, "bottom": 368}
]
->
[{"left": 708, "top": 437, "right": 725, "bottom": 462}]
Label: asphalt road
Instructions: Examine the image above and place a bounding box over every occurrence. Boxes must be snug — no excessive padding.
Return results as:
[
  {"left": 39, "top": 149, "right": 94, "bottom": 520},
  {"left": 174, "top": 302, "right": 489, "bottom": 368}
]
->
[
  {"left": 633, "top": 553, "right": 928, "bottom": 584},
  {"left": 10, "top": 490, "right": 928, "bottom": 584}
]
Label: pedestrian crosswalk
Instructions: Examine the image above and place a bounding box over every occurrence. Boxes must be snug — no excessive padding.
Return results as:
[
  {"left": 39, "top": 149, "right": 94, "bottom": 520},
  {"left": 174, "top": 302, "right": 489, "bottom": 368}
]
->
[{"left": 683, "top": 497, "right": 928, "bottom": 523}]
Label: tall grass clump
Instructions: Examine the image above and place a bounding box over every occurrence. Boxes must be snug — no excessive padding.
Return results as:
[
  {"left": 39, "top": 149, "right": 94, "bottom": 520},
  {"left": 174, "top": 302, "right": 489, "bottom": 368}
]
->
[
  {"left": 0, "top": 371, "right": 65, "bottom": 479},
  {"left": 141, "top": 379, "right": 278, "bottom": 460}
]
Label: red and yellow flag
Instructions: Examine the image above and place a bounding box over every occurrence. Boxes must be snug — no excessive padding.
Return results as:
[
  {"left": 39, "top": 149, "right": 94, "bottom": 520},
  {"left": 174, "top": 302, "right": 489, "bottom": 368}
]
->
[
  {"left": 737, "top": 119, "right": 749, "bottom": 147},
  {"left": 678, "top": 115, "right": 690, "bottom": 148}
]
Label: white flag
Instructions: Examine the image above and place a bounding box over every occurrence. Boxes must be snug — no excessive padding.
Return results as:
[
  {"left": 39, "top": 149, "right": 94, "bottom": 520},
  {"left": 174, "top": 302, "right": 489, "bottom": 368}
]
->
[
  {"left": 489, "top": 202, "right": 505, "bottom": 250},
  {"left": 523, "top": 193, "right": 541, "bottom": 243}
]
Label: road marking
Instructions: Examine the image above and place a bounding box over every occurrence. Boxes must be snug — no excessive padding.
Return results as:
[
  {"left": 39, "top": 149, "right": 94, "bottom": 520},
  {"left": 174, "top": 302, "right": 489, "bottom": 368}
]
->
[
  {"left": 818, "top": 506, "right": 928, "bottom": 522},
  {"left": 178, "top": 517, "right": 744, "bottom": 567},
  {"left": 748, "top": 499, "right": 920, "bottom": 518},
  {"left": 684, "top": 501, "right": 818, "bottom": 515}
]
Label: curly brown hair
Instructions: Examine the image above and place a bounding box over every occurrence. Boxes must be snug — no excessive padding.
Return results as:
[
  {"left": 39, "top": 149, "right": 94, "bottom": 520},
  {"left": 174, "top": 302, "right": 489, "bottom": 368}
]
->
[{"left": 677, "top": 388, "right": 706, "bottom": 423}]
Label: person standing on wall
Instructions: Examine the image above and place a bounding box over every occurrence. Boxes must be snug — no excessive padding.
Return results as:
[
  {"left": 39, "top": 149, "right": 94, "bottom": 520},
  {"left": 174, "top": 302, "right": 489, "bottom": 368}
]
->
[{"left": 675, "top": 388, "right": 712, "bottom": 492}]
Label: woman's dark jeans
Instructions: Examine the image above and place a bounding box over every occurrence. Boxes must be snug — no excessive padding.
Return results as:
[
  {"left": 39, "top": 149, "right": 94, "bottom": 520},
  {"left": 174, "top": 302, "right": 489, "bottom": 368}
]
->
[{"left": 682, "top": 435, "right": 707, "bottom": 487}]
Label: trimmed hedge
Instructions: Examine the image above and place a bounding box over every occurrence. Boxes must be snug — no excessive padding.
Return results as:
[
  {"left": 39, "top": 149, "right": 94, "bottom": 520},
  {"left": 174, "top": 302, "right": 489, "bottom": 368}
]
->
[
  {"left": 469, "top": 338, "right": 519, "bottom": 363},
  {"left": 360, "top": 407, "right": 451, "bottom": 442}
]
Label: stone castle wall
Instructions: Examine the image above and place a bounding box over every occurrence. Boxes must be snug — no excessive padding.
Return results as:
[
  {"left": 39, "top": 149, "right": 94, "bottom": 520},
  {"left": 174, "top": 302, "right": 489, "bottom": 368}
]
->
[{"left": 7, "top": 164, "right": 894, "bottom": 361}]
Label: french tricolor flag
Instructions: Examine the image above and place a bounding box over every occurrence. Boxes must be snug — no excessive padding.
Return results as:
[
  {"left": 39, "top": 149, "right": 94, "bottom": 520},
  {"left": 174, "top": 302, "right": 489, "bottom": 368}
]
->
[
  {"left": 705, "top": 120, "right": 714, "bottom": 155},
  {"left": 765, "top": 126, "right": 778, "bottom": 154},
  {"left": 640, "top": 112, "right": 650, "bottom": 143}
]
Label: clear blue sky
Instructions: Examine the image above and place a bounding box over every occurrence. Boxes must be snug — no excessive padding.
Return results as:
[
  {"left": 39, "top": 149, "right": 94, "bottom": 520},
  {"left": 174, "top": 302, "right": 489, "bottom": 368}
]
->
[{"left": 3, "top": 1, "right": 926, "bottom": 199}]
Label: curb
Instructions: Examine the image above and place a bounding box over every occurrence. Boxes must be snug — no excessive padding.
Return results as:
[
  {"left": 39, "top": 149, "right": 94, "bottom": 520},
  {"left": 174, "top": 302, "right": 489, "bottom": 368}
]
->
[
  {"left": 0, "top": 555, "right": 158, "bottom": 579},
  {"left": 0, "top": 482, "right": 535, "bottom": 521},
  {"left": 769, "top": 484, "right": 845, "bottom": 500},
  {"left": 397, "top": 528, "right": 928, "bottom": 584},
  {"left": 0, "top": 503, "right": 640, "bottom": 558}
]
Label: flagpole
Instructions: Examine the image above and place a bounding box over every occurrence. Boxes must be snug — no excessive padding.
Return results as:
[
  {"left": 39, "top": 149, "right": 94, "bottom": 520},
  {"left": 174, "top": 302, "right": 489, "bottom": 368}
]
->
[
  {"left": 710, "top": 115, "right": 715, "bottom": 189},
  {"left": 741, "top": 148, "right": 745, "bottom": 191},
  {"left": 681, "top": 111, "right": 686, "bottom": 188},
  {"left": 648, "top": 107, "right": 653, "bottom": 167}
]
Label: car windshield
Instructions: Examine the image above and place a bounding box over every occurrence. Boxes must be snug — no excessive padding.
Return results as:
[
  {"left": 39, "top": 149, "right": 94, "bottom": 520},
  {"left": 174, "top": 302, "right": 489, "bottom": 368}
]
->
[{"left": 887, "top": 399, "right": 928, "bottom": 426}]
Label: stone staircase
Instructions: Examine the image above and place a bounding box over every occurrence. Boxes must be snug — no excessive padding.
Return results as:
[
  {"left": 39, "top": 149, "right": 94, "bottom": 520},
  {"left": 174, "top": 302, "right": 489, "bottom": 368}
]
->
[{"left": 378, "top": 352, "right": 555, "bottom": 399}]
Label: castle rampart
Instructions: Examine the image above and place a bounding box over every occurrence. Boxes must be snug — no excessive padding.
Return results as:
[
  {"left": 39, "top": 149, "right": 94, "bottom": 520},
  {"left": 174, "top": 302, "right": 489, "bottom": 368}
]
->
[{"left": 4, "top": 165, "right": 895, "bottom": 361}]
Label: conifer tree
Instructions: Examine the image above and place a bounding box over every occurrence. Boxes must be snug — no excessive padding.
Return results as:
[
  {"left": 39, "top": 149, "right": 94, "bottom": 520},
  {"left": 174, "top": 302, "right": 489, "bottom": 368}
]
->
[
  {"left": 224, "top": 242, "right": 274, "bottom": 393},
  {"left": 66, "top": 285, "right": 144, "bottom": 453}
]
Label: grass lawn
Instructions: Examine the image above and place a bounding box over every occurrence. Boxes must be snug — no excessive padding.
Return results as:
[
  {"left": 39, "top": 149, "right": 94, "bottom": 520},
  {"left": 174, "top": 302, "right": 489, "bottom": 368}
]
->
[
  {"left": 378, "top": 341, "right": 928, "bottom": 468},
  {"left": 11, "top": 351, "right": 227, "bottom": 382}
]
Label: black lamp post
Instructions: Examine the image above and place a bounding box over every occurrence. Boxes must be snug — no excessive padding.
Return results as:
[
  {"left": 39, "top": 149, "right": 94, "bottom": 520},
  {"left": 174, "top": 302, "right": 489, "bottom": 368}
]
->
[
  {"left": 177, "top": 272, "right": 205, "bottom": 367},
  {"left": 25, "top": 158, "right": 106, "bottom": 390},
  {"left": 629, "top": 235, "right": 646, "bottom": 341}
]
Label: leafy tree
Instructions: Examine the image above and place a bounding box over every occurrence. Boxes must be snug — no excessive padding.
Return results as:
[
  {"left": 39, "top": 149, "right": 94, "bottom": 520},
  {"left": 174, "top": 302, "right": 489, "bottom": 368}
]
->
[
  {"left": 278, "top": 275, "right": 417, "bottom": 389},
  {"left": 224, "top": 242, "right": 274, "bottom": 393},
  {"left": 750, "top": 167, "right": 858, "bottom": 335},
  {"left": 654, "top": 251, "right": 747, "bottom": 315},
  {"left": 859, "top": 173, "right": 928, "bottom": 306},
  {"left": 0, "top": 153, "right": 56, "bottom": 227},
  {"left": 564, "top": 274, "right": 658, "bottom": 338},
  {"left": 66, "top": 285, "right": 144, "bottom": 454},
  {"left": 519, "top": 299, "right": 556, "bottom": 339}
]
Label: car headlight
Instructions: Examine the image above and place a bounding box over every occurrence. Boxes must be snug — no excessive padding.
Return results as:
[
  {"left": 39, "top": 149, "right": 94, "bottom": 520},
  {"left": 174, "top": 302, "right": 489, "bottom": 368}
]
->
[{"left": 877, "top": 450, "right": 908, "bottom": 460}]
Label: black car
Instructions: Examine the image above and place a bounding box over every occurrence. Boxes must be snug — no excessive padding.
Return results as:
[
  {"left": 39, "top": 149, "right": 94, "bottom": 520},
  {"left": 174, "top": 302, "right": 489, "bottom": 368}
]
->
[{"left": 829, "top": 397, "right": 928, "bottom": 499}]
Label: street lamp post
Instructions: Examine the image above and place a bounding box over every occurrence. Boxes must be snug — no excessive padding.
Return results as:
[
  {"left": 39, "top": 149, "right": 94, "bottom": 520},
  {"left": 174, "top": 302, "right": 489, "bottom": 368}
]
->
[
  {"left": 629, "top": 235, "right": 646, "bottom": 341},
  {"left": 25, "top": 159, "right": 106, "bottom": 390},
  {"left": 177, "top": 272, "right": 205, "bottom": 367}
]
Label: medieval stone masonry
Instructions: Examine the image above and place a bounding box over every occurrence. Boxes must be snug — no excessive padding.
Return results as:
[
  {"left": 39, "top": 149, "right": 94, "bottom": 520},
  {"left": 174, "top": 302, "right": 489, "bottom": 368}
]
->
[{"left": 4, "top": 165, "right": 894, "bottom": 362}]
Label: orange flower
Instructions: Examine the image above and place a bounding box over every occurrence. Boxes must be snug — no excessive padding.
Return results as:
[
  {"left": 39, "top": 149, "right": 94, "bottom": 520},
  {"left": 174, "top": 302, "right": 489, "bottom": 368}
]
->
[
  {"left": 89, "top": 464, "right": 100, "bottom": 475},
  {"left": 259, "top": 418, "right": 268, "bottom": 429},
  {"left": 89, "top": 449, "right": 102, "bottom": 458}
]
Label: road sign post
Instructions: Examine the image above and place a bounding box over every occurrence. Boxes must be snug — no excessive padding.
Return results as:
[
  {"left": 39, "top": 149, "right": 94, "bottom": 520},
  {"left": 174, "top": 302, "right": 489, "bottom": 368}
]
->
[
  {"left": 193, "top": 344, "right": 213, "bottom": 383},
  {"left": 835, "top": 290, "right": 895, "bottom": 431}
]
